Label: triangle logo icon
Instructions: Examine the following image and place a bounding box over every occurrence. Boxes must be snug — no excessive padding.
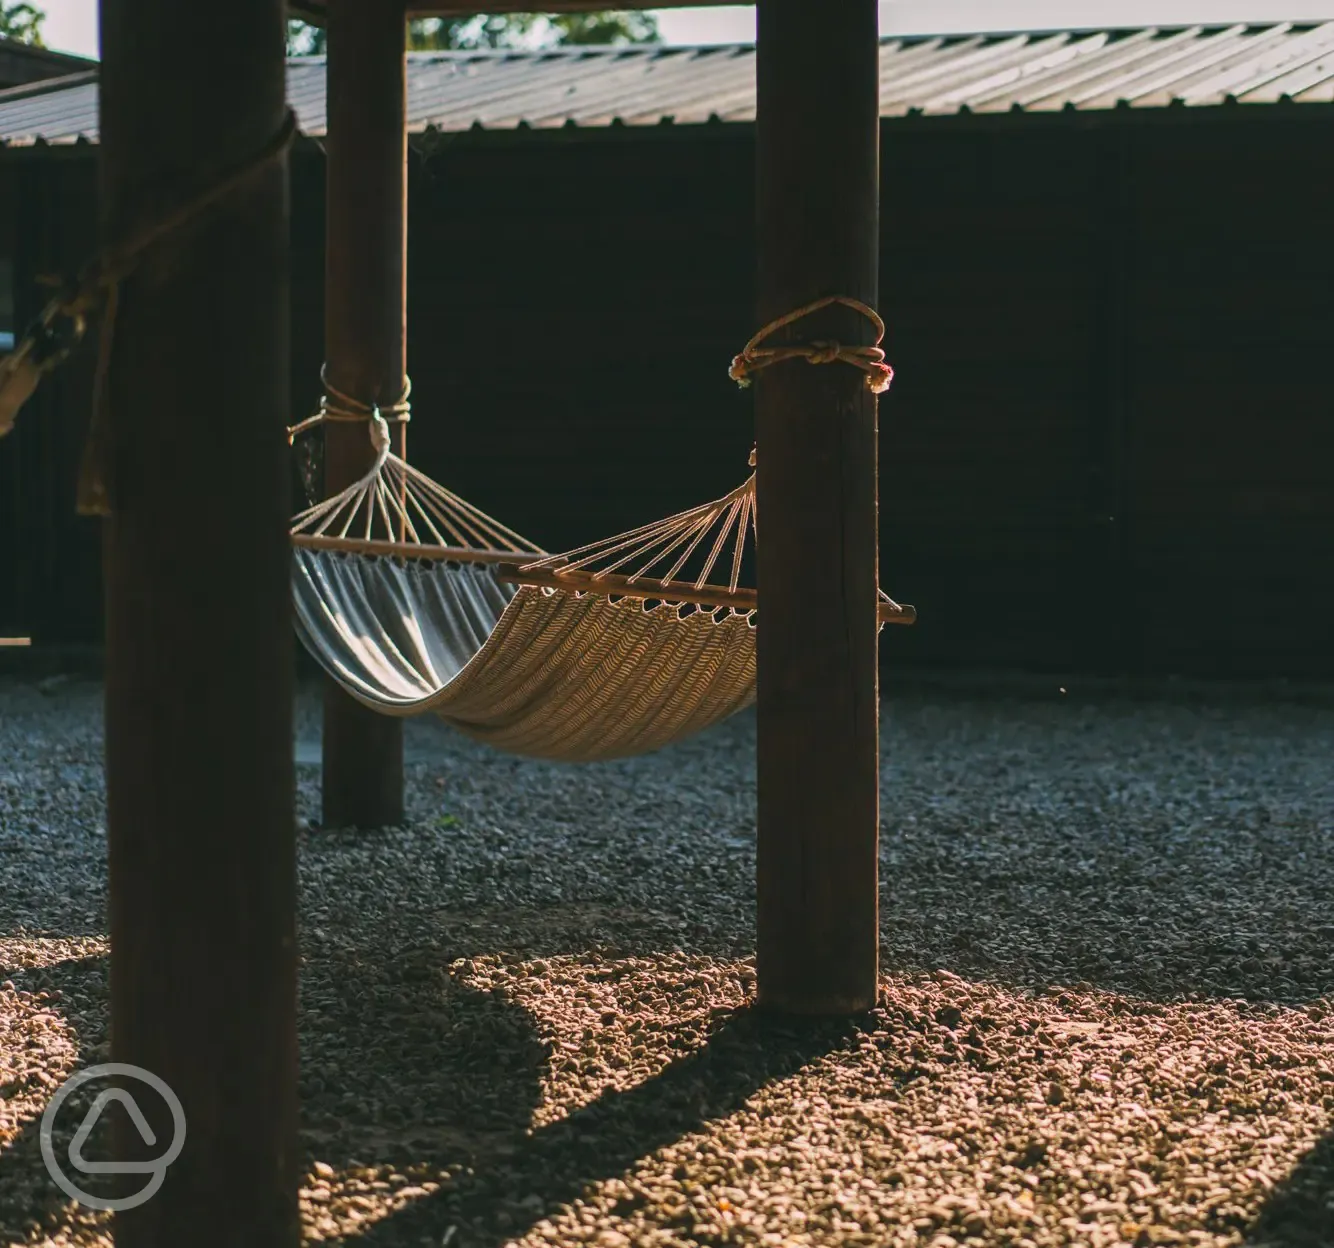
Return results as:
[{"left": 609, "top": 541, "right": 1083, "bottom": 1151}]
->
[{"left": 68, "top": 1088, "right": 162, "bottom": 1176}]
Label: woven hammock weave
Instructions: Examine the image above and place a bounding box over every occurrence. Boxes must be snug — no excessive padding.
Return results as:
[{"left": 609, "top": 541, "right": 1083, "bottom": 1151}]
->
[
  {"left": 293, "top": 554, "right": 757, "bottom": 760},
  {"left": 289, "top": 408, "right": 911, "bottom": 762}
]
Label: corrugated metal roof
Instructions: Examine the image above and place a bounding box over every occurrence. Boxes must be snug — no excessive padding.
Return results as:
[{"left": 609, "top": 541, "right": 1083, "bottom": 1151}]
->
[{"left": 4, "top": 22, "right": 1334, "bottom": 147}]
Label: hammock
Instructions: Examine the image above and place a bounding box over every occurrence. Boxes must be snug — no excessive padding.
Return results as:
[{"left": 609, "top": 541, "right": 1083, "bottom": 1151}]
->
[
  {"left": 291, "top": 435, "right": 913, "bottom": 762},
  {"left": 291, "top": 298, "right": 915, "bottom": 763}
]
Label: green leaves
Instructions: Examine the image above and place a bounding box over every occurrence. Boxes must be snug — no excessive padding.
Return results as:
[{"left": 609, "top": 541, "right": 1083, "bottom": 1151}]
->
[
  {"left": 545, "top": 13, "right": 661, "bottom": 47},
  {"left": 285, "top": 11, "right": 660, "bottom": 58},
  {"left": 0, "top": 2, "right": 46, "bottom": 46},
  {"left": 406, "top": 12, "right": 660, "bottom": 51}
]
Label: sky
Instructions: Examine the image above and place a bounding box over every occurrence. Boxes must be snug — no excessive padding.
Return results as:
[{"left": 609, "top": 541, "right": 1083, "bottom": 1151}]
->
[{"left": 35, "top": 0, "right": 1334, "bottom": 60}]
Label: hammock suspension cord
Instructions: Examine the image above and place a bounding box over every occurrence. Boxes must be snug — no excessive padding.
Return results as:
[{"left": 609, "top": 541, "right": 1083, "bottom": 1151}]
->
[
  {"left": 500, "top": 294, "right": 907, "bottom": 620},
  {"left": 288, "top": 296, "right": 913, "bottom": 623},
  {"left": 289, "top": 368, "right": 543, "bottom": 566},
  {"left": 286, "top": 365, "right": 413, "bottom": 446}
]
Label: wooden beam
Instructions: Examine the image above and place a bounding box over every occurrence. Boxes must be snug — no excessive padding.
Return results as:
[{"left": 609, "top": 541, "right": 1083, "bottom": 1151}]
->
[
  {"left": 754, "top": 0, "right": 883, "bottom": 1015},
  {"left": 495, "top": 564, "right": 919, "bottom": 625},
  {"left": 321, "top": 0, "right": 408, "bottom": 830},
  {"left": 292, "top": 535, "right": 528, "bottom": 564},
  {"left": 99, "top": 0, "right": 297, "bottom": 1240}
]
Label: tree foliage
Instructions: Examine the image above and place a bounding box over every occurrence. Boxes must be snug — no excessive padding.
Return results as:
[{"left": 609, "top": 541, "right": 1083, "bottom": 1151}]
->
[
  {"left": 286, "top": 11, "right": 659, "bottom": 57},
  {"left": 0, "top": 1, "right": 46, "bottom": 45}
]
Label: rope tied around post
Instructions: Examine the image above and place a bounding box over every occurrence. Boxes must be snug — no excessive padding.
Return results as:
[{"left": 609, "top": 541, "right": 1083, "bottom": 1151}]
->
[
  {"left": 728, "top": 294, "right": 894, "bottom": 395},
  {"left": 0, "top": 108, "right": 299, "bottom": 514},
  {"left": 286, "top": 365, "right": 412, "bottom": 450}
]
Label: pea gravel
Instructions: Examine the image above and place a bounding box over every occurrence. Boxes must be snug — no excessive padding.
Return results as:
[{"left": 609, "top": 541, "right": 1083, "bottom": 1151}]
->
[{"left": 1, "top": 673, "right": 1331, "bottom": 1247}]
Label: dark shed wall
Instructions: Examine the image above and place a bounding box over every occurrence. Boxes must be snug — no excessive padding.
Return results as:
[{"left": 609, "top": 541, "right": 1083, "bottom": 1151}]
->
[
  {"left": 879, "top": 125, "right": 1103, "bottom": 674},
  {"left": 878, "top": 112, "right": 1334, "bottom": 680},
  {"left": 1122, "top": 119, "right": 1334, "bottom": 679},
  {"left": 4, "top": 110, "right": 1332, "bottom": 678},
  {"left": 0, "top": 170, "right": 15, "bottom": 635},
  {"left": 0, "top": 41, "right": 94, "bottom": 89},
  {"left": 402, "top": 133, "right": 756, "bottom": 554},
  {"left": 0, "top": 152, "right": 99, "bottom": 642}
]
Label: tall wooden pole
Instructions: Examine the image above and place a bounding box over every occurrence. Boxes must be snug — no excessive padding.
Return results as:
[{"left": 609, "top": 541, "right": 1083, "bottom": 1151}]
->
[
  {"left": 321, "top": 0, "right": 408, "bottom": 829},
  {"left": 99, "top": 0, "right": 297, "bottom": 1240},
  {"left": 754, "top": 0, "right": 882, "bottom": 1014}
]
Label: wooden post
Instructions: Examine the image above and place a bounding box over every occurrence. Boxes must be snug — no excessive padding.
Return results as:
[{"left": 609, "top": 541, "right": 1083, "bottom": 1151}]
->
[
  {"left": 321, "top": 0, "right": 408, "bottom": 829},
  {"left": 754, "top": 0, "right": 882, "bottom": 1014},
  {"left": 99, "top": 0, "right": 297, "bottom": 1240}
]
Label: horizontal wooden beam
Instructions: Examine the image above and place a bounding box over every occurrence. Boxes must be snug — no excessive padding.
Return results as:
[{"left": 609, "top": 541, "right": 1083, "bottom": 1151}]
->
[
  {"left": 291, "top": 533, "right": 534, "bottom": 565},
  {"left": 497, "top": 563, "right": 917, "bottom": 625},
  {"left": 500, "top": 563, "right": 759, "bottom": 613},
  {"left": 289, "top": 538, "right": 917, "bottom": 623},
  {"left": 291, "top": 1, "right": 740, "bottom": 24}
]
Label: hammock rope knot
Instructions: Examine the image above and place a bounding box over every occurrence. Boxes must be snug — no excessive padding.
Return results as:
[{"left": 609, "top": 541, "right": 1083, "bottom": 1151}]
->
[
  {"left": 729, "top": 294, "right": 894, "bottom": 395},
  {"left": 805, "top": 341, "right": 844, "bottom": 365},
  {"left": 287, "top": 366, "right": 412, "bottom": 446}
]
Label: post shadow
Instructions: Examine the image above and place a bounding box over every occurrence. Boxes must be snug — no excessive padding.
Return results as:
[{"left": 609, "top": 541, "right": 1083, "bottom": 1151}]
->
[
  {"left": 0, "top": 954, "right": 110, "bottom": 1243},
  {"left": 353, "top": 1004, "right": 859, "bottom": 1248},
  {"left": 1246, "top": 1132, "right": 1334, "bottom": 1248},
  {"left": 1, "top": 938, "right": 857, "bottom": 1248},
  {"left": 2, "top": 924, "right": 1330, "bottom": 1246}
]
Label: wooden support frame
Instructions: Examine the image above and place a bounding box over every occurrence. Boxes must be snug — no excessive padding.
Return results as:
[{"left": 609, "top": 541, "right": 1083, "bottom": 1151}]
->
[
  {"left": 99, "top": 0, "right": 298, "bottom": 1240},
  {"left": 495, "top": 563, "right": 917, "bottom": 625},
  {"left": 321, "top": 0, "right": 410, "bottom": 830},
  {"left": 754, "top": 0, "right": 884, "bottom": 1015},
  {"left": 289, "top": 539, "right": 917, "bottom": 621},
  {"left": 292, "top": 534, "right": 525, "bottom": 564}
]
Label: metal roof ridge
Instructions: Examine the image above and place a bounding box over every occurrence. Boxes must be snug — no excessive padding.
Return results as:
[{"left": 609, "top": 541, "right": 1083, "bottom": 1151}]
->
[
  {"left": 308, "top": 22, "right": 1322, "bottom": 65},
  {"left": 0, "top": 69, "right": 98, "bottom": 102},
  {"left": 9, "top": 22, "right": 1334, "bottom": 149},
  {"left": 400, "top": 43, "right": 736, "bottom": 63},
  {"left": 886, "top": 19, "right": 1320, "bottom": 42}
]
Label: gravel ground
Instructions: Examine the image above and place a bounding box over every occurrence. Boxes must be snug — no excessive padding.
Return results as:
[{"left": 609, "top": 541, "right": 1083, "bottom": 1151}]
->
[{"left": 1, "top": 673, "right": 1331, "bottom": 1247}]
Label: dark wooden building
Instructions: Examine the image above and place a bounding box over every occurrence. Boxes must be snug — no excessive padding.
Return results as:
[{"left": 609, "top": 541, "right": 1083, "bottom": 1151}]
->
[
  {"left": 0, "top": 37, "right": 95, "bottom": 364},
  {"left": 0, "top": 35, "right": 94, "bottom": 90},
  {"left": 2, "top": 22, "right": 1333, "bottom": 678}
]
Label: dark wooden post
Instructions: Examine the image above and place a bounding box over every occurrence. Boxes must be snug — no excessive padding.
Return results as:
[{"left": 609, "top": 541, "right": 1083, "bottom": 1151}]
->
[
  {"left": 321, "top": 0, "right": 408, "bottom": 829},
  {"left": 754, "top": 0, "right": 882, "bottom": 1014},
  {"left": 99, "top": 0, "right": 297, "bottom": 1240}
]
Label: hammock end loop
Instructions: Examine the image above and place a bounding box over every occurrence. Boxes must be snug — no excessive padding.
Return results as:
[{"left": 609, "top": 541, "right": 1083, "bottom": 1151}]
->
[
  {"left": 866, "top": 362, "right": 894, "bottom": 394},
  {"left": 368, "top": 407, "right": 391, "bottom": 457}
]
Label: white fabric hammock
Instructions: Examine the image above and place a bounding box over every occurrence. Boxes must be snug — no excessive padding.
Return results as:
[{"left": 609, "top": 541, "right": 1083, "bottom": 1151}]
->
[
  {"left": 289, "top": 414, "right": 774, "bottom": 761},
  {"left": 292, "top": 550, "right": 760, "bottom": 762}
]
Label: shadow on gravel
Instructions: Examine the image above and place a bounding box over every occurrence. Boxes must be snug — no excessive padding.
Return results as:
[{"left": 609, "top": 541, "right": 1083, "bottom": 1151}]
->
[
  {"left": 1, "top": 943, "right": 852, "bottom": 1248},
  {"left": 299, "top": 940, "right": 548, "bottom": 1168},
  {"left": 351, "top": 1004, "right": 856, "bottom": 1248},
  {"left": 0, "top": 954, "right": 108, "bottom": 1246},
  {"left": 1247, "top": 1131, "right": 1334, "bottom": 1248}
]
